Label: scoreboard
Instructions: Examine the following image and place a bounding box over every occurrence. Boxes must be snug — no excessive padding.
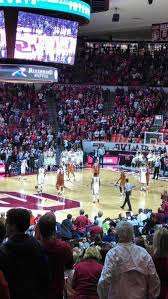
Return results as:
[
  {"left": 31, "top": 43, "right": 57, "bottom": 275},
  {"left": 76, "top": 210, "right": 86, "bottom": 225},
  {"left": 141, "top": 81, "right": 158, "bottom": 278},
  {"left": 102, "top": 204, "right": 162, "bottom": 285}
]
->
[{"left": 0, "top": 0, "right": 91, "bottom": 20}]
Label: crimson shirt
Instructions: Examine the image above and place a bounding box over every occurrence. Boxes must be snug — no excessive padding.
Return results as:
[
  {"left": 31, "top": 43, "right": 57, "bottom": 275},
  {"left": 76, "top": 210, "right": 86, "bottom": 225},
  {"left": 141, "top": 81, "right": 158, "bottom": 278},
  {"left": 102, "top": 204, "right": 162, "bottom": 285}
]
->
[
  {"left": 42, "top": 239, "right": 73, "bottom": 299},
  {"left": 72, "top": 259, "right": 103, "bottom": 299}
]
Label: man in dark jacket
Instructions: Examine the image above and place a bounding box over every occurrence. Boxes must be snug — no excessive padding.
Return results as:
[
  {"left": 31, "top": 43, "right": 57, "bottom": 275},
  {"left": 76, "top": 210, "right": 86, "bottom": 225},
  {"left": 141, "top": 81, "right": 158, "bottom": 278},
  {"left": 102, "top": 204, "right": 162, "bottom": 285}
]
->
[
  {"left": 61, "top": 214, "right": 74, "bottom": 240},
  {"left": 38, "top": 213, "right": 73, "bottom": 299},
  {"left": 0, "top": 208, "right": 48, "bottom": 299}
]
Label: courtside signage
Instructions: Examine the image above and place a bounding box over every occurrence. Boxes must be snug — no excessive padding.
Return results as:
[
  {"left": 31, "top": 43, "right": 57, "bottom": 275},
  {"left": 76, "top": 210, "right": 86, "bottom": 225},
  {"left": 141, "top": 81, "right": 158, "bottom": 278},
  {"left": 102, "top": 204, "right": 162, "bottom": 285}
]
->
[{"left": 0, "top": 0, "right": 91, "bottom": 20}]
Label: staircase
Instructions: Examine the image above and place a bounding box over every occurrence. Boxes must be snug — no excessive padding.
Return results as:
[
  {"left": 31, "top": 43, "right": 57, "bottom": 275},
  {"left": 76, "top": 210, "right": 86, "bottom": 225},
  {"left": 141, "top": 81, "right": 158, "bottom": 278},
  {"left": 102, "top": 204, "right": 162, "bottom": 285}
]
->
[
  {"left": 46, "top": 94, "right": 59, "bottom": 137},
  {"left": 103, "top": 91, "right": 115, "bottom": 116}
]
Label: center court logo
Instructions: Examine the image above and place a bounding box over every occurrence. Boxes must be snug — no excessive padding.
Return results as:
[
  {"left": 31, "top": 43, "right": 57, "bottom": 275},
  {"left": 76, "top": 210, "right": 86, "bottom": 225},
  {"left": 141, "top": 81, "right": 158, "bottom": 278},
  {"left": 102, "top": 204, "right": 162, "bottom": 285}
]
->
[{"left": 0, "top": 192, "right": 80, "bottom": 211}]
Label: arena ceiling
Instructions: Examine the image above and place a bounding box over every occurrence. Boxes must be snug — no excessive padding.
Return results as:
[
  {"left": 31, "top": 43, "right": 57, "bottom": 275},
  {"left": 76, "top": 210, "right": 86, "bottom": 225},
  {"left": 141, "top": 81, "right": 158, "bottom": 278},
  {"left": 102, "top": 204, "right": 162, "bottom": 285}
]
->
[{"left": 79, "top": 0, "right": 168, "bottom": 40}]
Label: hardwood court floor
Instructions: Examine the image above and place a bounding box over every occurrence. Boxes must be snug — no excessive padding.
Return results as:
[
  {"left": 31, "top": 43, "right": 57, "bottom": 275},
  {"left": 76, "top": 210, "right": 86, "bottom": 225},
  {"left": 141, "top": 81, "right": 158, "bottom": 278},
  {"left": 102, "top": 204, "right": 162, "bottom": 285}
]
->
[{"left": 0, "top": 169, "right": 167, "bottom": 222}]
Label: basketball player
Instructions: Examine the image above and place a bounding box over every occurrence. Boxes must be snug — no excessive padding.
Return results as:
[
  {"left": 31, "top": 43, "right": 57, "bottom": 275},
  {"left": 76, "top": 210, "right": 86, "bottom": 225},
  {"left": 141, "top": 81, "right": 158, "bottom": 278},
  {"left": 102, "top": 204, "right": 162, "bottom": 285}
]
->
[
  {"left": 37, "top": 166, "right": 46, "bottom": 193},
  {"left": 56, "top": 166, "right": 64, "bottom": 195},
  {"left": 67, "top": 160, "right": 75, "bottom": 181},
  {"left": 93, "top": 160, "right": 100, "bottom": 176},
  {"left": 20, "top": 159, "right": 28, "bottom": 180},
  {"left": 91, "top": 173, "right": 100, "bottom": 203},
  {"left": 117, "top": 170, "right": 126, "bottom": 196},
  {"left": 139, "top": 164, "right": 147, "bottom": 191},
  {"left": 146, "top": 165, "right": 150, "bottom": 189}
]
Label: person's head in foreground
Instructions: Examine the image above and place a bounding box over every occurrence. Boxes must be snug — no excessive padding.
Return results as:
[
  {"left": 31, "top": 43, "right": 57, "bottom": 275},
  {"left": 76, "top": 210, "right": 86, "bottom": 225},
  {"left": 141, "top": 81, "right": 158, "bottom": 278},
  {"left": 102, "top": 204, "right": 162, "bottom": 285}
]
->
[
  {"left": 6, "top": 208, "right": 30, "bottom": 238},
  {"left": 153, "top": 227, "right": 168, "bottom": 257},
  {"left": 83, "top": 246, "right": 101, "bottom": 261},
  {"left": 116, "top": 220, "right": 134, "bottom": 243},
  {"left": 38, "top": 213, "right": 56, "bottom": 240}
]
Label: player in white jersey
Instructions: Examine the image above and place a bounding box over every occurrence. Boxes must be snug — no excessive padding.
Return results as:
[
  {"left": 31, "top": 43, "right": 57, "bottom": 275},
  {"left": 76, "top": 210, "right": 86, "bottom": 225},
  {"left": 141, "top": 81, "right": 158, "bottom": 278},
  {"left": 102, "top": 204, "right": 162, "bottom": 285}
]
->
[
  {"left": 37, "top": 167, "right": 46, "bottom": 193},
  {"left": 139, "top": 165, "right": 147, "bottom": 191},
  {"left": 20, "top": 159, "right": 28, "bottom": 180},
  {"left": 61, "top": 149, "right": 69, "bottom": 165},
  {"left": 91, "top": 173, "right": 100, "bottom": 203}
]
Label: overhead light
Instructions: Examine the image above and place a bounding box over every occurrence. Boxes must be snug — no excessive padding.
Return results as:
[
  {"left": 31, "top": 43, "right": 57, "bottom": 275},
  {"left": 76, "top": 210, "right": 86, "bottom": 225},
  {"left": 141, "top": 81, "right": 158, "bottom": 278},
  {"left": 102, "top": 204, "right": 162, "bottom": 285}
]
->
[{"left": 148, "top": 0, "right": 153, "bottom": 4}]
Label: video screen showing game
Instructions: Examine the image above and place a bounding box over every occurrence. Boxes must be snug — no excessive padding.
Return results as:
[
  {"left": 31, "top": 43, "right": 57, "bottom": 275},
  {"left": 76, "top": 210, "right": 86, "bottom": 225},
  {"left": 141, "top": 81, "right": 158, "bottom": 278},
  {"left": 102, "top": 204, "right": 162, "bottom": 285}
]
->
[
  {"left": 14, "top": 11, "right": 79, "bottom": 65},
  {"left": 0, "top": 11, "right": 7, "bottom": 58}
]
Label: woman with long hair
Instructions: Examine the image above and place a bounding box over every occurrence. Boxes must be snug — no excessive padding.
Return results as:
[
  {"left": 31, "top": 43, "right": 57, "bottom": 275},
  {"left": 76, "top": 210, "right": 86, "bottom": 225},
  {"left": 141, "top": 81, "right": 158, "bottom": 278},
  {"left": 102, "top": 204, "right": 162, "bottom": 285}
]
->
[{"left": 153, "top": 228, "right": 168, "bottom": 299}]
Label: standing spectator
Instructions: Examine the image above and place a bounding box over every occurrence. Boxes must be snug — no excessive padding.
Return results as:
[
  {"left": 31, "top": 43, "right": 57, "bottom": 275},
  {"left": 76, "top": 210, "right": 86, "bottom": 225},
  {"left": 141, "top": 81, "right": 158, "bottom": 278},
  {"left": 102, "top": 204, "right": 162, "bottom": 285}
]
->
[
  {"left": 0, "top": 208, "right": 48, "bottom": 299},
  {"left": 98, "top": 221, "right": 160, "bottom": 299},
  {"left": 153, "top": 228, "right": 168, "bottom": 299},
  {"left": 72, "top": 246, "right": 103, "bottom": 299},
  {"left": 0, "top": 222, "right": 10, "bottom": 299},
  {"left": 38, "top": 213, "right": 73, "bottom": 299}
]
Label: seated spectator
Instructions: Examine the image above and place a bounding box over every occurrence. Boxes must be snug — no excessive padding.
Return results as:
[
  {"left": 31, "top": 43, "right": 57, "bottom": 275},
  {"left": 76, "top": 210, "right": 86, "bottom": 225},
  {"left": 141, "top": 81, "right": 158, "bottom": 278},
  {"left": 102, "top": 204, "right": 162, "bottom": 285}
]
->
[
  {"left": 89, "top": 220, "right": 103, "bottom": 242},
  {"left": 72, "top": 246, "right": 103, "bottom": 299},
  {"left": 38, "top": 213, "right": 73, "bottom": 299},
  {"left": 102, "top": 228, "right": 117, "bottom": 243},
  {"left": 96, "top": 211, "right": 103, "bottom": 227},
  {"left": 74, "top": 209, "right": 89, "bottom": 234},
  {"left": 153, "top": 228, "right": 168, "bottom": 299},
  {"left": 134, "top": 236, "right": 148, "bottom": 250},
  {"left": 61, "top": 214, "right": 74, "bottom": 240},
  {"left": 137, "top": 208, "right": 148, "bottom": 226},
  {"left": 98, "top": 221, "right": 160, "bottom": 299},
  {"left": 154, "top": 208, "right": 166, "bottom": 224},
  {"left": 0, "top": 208, "right": 48, "bottom": 299}
]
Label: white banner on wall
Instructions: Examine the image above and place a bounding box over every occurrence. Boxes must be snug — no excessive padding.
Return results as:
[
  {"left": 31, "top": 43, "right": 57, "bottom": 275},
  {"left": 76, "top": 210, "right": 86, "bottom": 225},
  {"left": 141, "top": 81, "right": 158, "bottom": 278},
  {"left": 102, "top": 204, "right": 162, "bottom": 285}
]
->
[{"left": 82, "top": 141, "right": 168, "bottom": 154}]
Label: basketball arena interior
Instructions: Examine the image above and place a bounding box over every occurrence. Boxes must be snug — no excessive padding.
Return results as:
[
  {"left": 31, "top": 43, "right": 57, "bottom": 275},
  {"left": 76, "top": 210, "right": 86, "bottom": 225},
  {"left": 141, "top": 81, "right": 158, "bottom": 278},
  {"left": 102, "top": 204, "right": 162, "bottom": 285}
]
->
[{"left": 0, "top": 0, "right": 167, "bottom": 298}]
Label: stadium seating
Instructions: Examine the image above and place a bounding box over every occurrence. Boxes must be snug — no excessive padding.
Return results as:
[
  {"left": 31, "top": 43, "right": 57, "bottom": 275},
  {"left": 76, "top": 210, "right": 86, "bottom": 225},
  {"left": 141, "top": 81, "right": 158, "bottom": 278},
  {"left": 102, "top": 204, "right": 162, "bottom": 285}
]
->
[
  {"left": 60, "top": 44, "right": 168, "bottom": 86},
  {"left": 56, "top": 86, "right": 166, "bottom": 144}
]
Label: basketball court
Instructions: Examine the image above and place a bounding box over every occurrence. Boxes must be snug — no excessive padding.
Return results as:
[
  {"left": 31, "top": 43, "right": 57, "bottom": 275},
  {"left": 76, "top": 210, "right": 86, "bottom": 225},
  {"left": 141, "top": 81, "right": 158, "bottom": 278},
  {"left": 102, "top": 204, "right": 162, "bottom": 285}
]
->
[{"left": 0, "top": 168, "right": 166, "bottom": 222}]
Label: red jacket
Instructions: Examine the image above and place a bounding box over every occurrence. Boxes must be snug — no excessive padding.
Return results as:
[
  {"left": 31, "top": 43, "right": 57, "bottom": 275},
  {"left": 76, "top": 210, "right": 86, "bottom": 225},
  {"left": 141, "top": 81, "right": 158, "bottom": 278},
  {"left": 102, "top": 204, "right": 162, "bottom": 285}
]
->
[
  {"left": 161, "top": 202, "right": 168, "bottom": 216},
  {"left": 153, "top": 254, "right": 168, "bottom": 299},
  {"left": 72, "top": 259, "right": 103, "bottom": 299},
  {"left": 42, "top": 239, "right": 73, "bottom": 299},
  {"left": 74, "top": 216, "right": 89, "bottom": 233}
]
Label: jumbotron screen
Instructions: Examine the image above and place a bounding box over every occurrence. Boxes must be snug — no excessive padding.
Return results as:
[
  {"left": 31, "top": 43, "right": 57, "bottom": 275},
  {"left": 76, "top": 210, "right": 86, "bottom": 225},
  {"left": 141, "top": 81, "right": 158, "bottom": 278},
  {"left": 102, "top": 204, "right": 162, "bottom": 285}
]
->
[
  {"left": 14, "top": 11, "right": 79, "bottom": 65},
  {"left": 0, "top": 11, "right": 7, "bottom": 58}
]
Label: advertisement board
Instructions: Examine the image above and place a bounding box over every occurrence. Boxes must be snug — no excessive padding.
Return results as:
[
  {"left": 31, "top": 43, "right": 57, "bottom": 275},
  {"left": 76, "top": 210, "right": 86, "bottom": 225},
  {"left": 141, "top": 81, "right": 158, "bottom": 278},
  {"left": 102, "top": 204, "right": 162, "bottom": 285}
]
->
[
  {"left": 83, "top": 141, "right": 168, "bottom": 154},
  {"left": 0, "top": 64, "right": 58, "bottom": 82}
]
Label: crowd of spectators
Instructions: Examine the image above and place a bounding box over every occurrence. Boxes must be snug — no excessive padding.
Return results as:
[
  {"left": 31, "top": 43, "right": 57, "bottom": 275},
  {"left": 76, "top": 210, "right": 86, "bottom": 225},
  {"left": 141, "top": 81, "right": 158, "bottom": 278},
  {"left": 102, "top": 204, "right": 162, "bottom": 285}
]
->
[
  {"left": 0, "top": 83, "right": 57, "bottom": 173},
  {"left": 60, "top": 43, "right": 168, "bottom": 86},
  {"left": 56, "top": 85, "right": 105, "bottom": 143},
  {"left": 56, "top": 85, "right": 168, "bottom": 144},
  {"left": 0, "top": 191, "right": 168, "bottom": 299},
  {"left": 18, "top": 12, "right": 78, "bottom": 37},
  {"left": 111, "top": 87, "right": 168, "bottom": 143}
]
